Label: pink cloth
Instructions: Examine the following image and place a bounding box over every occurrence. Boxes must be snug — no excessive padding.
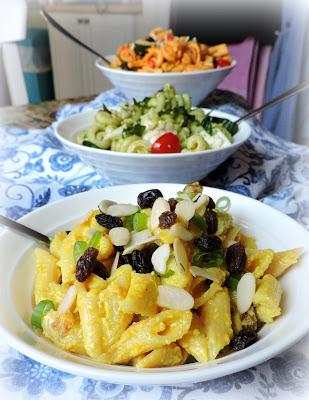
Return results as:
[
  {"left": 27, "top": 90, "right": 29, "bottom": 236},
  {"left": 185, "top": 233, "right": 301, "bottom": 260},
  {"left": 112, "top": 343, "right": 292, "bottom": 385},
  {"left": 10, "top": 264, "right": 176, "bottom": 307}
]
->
[
  {"left": 218, "top": 37, "right": 272, "bottom": 110},
  {"left": 252, "top": 45, "right": 272, "bottom": 118},
  {"left": 218, "top": 37, "right": 258, "bottom": 103}
]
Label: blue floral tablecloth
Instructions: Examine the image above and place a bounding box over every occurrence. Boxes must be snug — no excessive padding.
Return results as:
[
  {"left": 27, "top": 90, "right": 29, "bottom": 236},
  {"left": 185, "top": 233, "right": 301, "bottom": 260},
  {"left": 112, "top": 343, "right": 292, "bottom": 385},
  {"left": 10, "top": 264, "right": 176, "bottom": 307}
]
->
[{"left": 0, "top": 89, "right": 309, "bottom": 400}]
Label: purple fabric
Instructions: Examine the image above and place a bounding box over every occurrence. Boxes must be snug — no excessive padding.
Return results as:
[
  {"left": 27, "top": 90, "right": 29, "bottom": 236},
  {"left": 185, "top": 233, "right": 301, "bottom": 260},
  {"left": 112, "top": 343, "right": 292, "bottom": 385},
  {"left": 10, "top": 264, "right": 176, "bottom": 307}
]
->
[
  {"left": 247, "top": 39, "right": 260, "bottom": 106},
  {"left": 218, "top": 37, "right": 258, "bottom": 102},
  {"left": 252, "top": 45, "right": 272, "bottom": 120}
]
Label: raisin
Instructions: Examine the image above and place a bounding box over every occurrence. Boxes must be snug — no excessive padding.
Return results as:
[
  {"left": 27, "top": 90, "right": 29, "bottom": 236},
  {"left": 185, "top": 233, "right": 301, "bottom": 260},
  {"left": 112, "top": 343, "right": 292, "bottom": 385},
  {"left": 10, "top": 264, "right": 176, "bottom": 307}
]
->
[
  {"left": 137, "top": 189, "right": 163, "bottom": 209},
  {"left": 95, "top": 213, "right": 123, "bottom": 229},
  {"left": 159, "top": 211, "right": 177, "bottom": 229},
  {"left": 207, "top": 196, "right": 216, "bottom": 210},
  {"left": 168, "top": 198, "right": 177, "bottom": 212},
  {"left": 131, "top": 249, "right": 153, "bottom": 274},
  {"left": 119, "top": 253, "right": 132, "bottom": 267},
  {"left": 93, "top": 260, "right": 109, "bottom": 279},
  {"left": 194, "top": 235, "right": 222, "bottom": 251},
  {"left": 205, "top": 210, "right": 218, "bottom": 234},
  {"left": 76, "top": 247, "right": 98, "bottom": 282},
  {"left": 142, "top": 243, "right": 159, "bottom": 258},
  {"left": 114, "top": 245, "right": 124, "bottom": 252},
  {"left": 230, "top": 329, "right": 258, "bottom": 351},
  {"left": 226, "top": 242, "right": 247, "bottom": 275}
]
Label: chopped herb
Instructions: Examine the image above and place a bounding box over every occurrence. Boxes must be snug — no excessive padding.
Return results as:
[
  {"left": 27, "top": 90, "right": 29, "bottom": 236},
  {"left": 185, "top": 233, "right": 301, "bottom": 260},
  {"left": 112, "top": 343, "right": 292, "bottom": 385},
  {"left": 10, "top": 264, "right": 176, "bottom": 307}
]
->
[
  {"left": 226, "top": 275, "right": 242, "bottom": 290},
  {"left": 120, "top": 61, "right": 131, "bottom": 70},
  {"left": 82, "top": 140, "right": 101, "bottom": 149},
  {"left": 201, "top": 115, "right": 213, "bottom": 135},
  {"left": 201, "top": 114, "right": 239, "bottom": 136},
  {"left": 221, "top": 119, "right": 239, "bottom": 135},
  {"left": 134, "top": 43, "right": 150, "bottom": 57},
  {"left": 191, "top": 213, "right": 208, "bottom": 233},
  {"left": 102, "top": 104, "right": 111, "bottom": 114},
  {"left": 155, "top": 269, "right": 175, "bottom": 278},
  {"left": 122, "top": 123, "right": 146, "bottom": 138},
  {"left": 192, "top": 248, "right": 225, "bottom": 268}
]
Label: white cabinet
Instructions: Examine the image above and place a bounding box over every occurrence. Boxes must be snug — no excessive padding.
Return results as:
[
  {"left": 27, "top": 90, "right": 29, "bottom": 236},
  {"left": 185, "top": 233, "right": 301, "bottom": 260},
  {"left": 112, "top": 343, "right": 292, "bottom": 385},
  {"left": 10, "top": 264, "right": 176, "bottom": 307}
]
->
[{"left": 47, "top": 1, "right": 171, "bottom": 99}]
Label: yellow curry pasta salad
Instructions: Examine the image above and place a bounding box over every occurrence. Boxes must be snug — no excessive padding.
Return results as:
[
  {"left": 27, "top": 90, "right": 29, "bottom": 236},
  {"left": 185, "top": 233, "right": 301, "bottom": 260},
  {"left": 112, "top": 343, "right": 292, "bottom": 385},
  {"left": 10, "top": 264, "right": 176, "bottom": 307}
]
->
[
  {"left": 111, "top": 27, "right": 232, "bottom": 72},
  {"left": 31, "top": 184, "right": 303, "bottom": 367}
]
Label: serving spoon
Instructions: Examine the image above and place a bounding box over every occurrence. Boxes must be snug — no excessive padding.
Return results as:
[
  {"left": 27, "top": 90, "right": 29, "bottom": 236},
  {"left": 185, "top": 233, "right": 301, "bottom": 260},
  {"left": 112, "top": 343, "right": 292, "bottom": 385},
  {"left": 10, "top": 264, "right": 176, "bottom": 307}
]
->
[
  {"left": 236, "top": 81, "right": 309, "bottom": 123},
  {"left": 0, "top": 215, "right": 50, "bottom": 245},
  {"left": 40, "top": 9, "right": 111, "bottom": 65}
]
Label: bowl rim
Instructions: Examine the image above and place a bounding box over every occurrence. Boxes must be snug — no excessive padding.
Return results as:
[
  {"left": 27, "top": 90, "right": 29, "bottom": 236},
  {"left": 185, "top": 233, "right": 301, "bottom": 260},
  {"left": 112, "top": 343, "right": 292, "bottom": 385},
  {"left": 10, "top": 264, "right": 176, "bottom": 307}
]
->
[
  {"left": 0, "top": 183, "right": 309, "bottom": 385},
  {"left": 55, "top": 108, "right": 251, "bottom": 159},
  {"left": 96, "top": 56, "right": 237, "bottom": 77}
]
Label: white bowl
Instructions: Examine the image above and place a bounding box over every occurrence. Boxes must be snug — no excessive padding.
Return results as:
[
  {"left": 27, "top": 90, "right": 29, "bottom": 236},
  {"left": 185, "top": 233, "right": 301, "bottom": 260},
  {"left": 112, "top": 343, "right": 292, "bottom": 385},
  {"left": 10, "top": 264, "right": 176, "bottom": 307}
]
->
[
  {"left": 96, "top": 57, "right": 236, "bottom": 106},
  {"left": 55, "top": 108, "right": 251, "bottom": 185},
  {"left": 0, "top": 184, "right": 308, "bottom": 385}
]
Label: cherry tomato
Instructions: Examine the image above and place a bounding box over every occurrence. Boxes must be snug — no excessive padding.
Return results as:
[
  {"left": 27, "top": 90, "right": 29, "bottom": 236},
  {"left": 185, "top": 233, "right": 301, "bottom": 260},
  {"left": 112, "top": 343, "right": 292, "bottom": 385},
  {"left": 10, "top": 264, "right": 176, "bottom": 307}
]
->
[
  {"left": 151, "top": 132, "right": 181, "bottom": 154},
  {"left": 216, "top": 58, "right": 231, "bottom": 68}
]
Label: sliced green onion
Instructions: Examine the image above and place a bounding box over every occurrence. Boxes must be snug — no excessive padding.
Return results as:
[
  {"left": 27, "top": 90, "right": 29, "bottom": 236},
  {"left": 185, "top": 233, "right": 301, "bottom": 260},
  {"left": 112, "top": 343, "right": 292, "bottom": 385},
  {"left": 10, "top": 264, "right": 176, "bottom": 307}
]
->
[
  {"left": 133, "top": 212, "right": 148, "bottom": 232},
  {"left": 124, "top": 214, "right": 135, "bottom": 231},
  {"left": 192, "top": 248, "right": 225, "bottom": 268},
  {"left": 215, "top": 196, "right": 231, "bottom": 212},
  {"left": 82, "top": 140, "right": 101, "bottom": 149},
  {"left": 88, "top": 231, "right": 103, "bottom": 248},
  {"left": 190, "top": 213, "right": 208, "bottom": 233},
  {"left": 73, "top": 240, "right": 88, "bottom": 262},
  {"left": 155, "top": 269, "right": 175, "bottom": 278},
  {"left": 226, "top": 275, "right": 242, "bottom": 291},
  {"left": 31, "top": 300, "right": 54, "bottom": 329}
]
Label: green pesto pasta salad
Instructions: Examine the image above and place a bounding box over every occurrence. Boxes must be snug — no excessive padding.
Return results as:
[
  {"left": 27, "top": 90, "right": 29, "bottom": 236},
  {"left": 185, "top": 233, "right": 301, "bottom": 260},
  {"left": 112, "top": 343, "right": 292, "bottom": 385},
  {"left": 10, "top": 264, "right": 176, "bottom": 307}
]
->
[{"left": 77, "top": 84, "right": 239, "bottom": 154}]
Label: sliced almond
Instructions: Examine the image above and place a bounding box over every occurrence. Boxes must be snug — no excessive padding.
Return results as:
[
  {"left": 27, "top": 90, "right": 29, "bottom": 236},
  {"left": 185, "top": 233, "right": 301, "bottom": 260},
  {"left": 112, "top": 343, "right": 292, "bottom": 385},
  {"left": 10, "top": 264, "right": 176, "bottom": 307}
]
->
[
  {"left": 109, "top": 227, "right": 130, "bottom": 246},
  {"left": 237, "top": 272, "right": 256, "bottom": 314},
  {"left": 157, "top": 285, "right": 194, "bottom": 310},
  {"left": 173, "top": 238, "right": 188, "bottom": 272},
  {"left": 194, "top": 194, "right": 209, "bottom": 215},
  {"left": 150, "top": 198, "right": 170, "bottom": 231},
  {"left": 190, "top": 266, "right": 226, "bottom": 285},
  {"left": 110, "top": 251, "right": 120, "bottom": 275},
  {"left": 175, "top": 200, "right": 196, "bottom": 222},
  {"left": 170, "top": 223, "right": 193, "bottom": 241},
  {"left": 56, "top": 285, "right": 77, "bottom": 316},
  {"left": 151, "top": 244, "right": 170, "bottom": 274},
  {"left": 123, "top": 229, "right": 157, "bottom": 255},
  {"left": 98, "top": 200, "right": 116, "bottom": 213},
  {"left": 106, "top": 203, "right": 139, "bottom": 217},
  {"left": 192, "top": 193, "right": 201, "bottom": 202}
]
